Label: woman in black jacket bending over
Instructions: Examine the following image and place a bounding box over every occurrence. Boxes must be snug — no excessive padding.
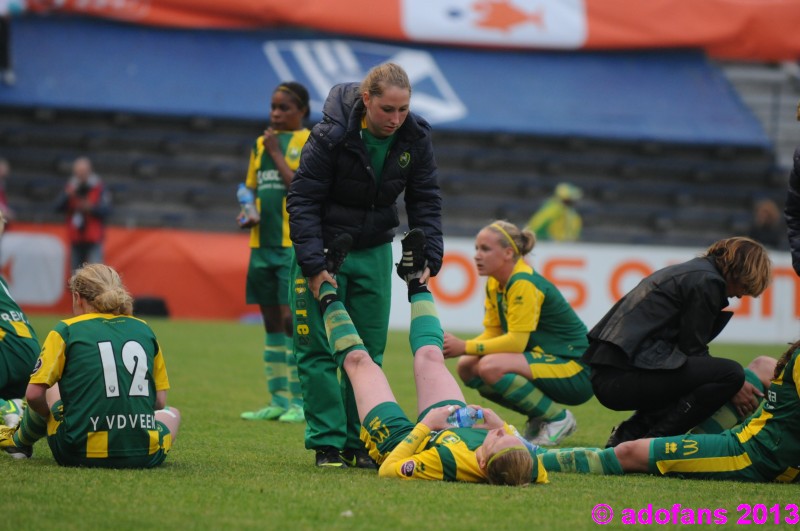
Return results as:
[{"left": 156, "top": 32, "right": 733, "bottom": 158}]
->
[
  {"left": 583, "top": 237, "right": 772, "bottom": 447},
  {"left": 287, "top": 63, "right": 443, "bottom": 468}
]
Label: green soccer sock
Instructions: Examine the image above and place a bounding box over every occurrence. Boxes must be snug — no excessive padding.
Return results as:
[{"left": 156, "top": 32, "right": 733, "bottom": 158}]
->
[
  {"left": 319, "top": 282, "right": 365, "bottom": 366},
  {"left": 540, "top": 447, "right": 624, "bottom": 475},
  {"left": 491, "top": 373, "right": 563, "bottom": 421},
  {"left": 285, "top": 337, "right": 303, "bottom": 408},
  {"left": 408, "top": 291, "right": 443, "bottom": 353},
  {"left": 465, "top": 376, "right": 528, "bottom": 415},
  {"left": 14, "top": 407, "right": 47, "bottom": 447},
  {"left": 264, "top": 332, "right": 289, "bottom": 410}
]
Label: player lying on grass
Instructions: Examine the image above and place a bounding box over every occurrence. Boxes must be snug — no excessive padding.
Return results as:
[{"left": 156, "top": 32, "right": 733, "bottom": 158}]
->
[
  {"left": 1, "top": 263, "right": 181, "bottom": 468},
  {"left": 540, "top": 340, "right": 800, "bottom": 483},
  {"left": 318, "top": 229, "right": 546, "bottom": 485}
]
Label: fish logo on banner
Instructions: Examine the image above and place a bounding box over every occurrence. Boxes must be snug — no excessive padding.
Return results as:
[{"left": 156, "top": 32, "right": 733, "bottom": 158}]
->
[
  {"left": 262, "top": 39, "right": 467, "bottom": 124},
  {"left": 401, "top": 0, "right": 587, "bottom": 48}
]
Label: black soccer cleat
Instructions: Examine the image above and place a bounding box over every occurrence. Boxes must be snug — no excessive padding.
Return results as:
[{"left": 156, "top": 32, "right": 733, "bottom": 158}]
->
[
  {"left": 395, "top": 228, "right": 428, "bottom": 283},
  {"left": 315, "top": 446, "right": 346, "bottom": 468},
  {"left": 341, "top": 448, "right": 377, "bottom": 470},
  {"left": 325, "top": 233, "right": 354, "bottom": 277}
]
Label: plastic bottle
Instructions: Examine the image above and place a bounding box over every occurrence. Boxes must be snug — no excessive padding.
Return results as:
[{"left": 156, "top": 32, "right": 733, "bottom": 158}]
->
[
  {"left": 508, "top": 425, "right": 539, "bottom": 453},
  {"left": 447, "top": 406, "right": 484, "bottom": 428},
  {"left": 236, "top": 183, "right": 258, "bottom": 223}
]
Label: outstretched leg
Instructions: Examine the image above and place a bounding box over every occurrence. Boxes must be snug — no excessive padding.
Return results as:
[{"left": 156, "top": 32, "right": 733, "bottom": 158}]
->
[
  {"left": 539, "top": 444, "right": 627, "bottom": 475},
  {"left": 410, "top": 290, "right": 465, "bottom": 415},
  {"left": 318, "top": 281, "right": 395, "bottom": 423},
  {"left": 396, "top": 228, "right": 465, "bottom": 414}
]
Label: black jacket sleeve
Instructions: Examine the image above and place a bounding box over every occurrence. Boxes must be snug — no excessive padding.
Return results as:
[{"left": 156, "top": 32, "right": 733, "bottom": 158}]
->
[
  {"left": 786, "top": 147, "right": 800, "bottom": 276},
  {"left": 287, "top": 128, "right": 335, "bottom": 278}
]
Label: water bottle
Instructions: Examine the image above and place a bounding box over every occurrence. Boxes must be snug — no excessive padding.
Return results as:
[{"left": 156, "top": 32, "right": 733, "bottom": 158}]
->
[
  {"left": 508, "top": 425, "right": 540, "bottom": 454},
  {"left": 447, "top": 406, "right": 483, "bottom": 428},
  {"left": 236, "top": 183, "right": 258, "bottom": 223}
]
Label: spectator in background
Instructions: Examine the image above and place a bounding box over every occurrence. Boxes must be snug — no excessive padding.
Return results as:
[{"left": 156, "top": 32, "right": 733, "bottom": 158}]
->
[
  {"left": 0, "top": 158, "right": 15, "bottom": 222},
  {"left": 239, "top": 82, "right": 311, "bottom": 424},
  {"left": 748, "top": 198, "right": 786, "bottom": 250},
  {"left": 55, "top": 156, "right": 111, "bottom": 272},
  {"left": 526, "top": 182, "right": 582, "bottom": 242}
]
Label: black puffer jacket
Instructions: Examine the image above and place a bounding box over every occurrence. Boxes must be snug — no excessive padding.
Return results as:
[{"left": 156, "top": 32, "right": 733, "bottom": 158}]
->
[
  {"left": 786, "top": 147, "right": 800, "bottom": 276},
  {"left": 584, "top": 257, "right": 732, "bottom": 371},
  {"left": 287, "top": 83, "right": 443, "bottom": 278}
]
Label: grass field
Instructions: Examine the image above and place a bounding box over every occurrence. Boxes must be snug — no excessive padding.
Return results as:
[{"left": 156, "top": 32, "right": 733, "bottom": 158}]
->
[{"left": 3, "top": 315, "right": 797, "bottom": 530}]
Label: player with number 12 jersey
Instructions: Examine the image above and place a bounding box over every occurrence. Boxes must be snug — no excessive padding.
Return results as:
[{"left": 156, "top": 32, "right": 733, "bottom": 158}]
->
[{"left": 31, "top": 313, "right": 170, "bottom": 465}]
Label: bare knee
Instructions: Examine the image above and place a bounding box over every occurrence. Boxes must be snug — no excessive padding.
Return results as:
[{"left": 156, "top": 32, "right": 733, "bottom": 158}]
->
[
  {"left": 343, "top": 349, "right": 373, "bottom": 373},
  {"left": 475, "top": 356, "right": 508, "bottom": 384},
  {"left": 614, "top": 439, "right": 650, "bottom": 473},
  {"left": 457, "top": 355, "right": 479, "bottom": 382},
  {"left": 415, "top": 345, "right": 445, "bottom": 366},
  {"left": 747, "top": 356, "right": 777, "bottom": 388}
]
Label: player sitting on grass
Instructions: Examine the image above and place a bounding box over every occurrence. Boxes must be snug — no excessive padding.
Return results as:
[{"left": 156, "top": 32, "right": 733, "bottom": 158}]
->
[
  {"left": 0, "top": 263, "right": 181, "bottom": 468},
  {"left": 318, "top": 228, "right": 547, "bottom": 485},
  {"left": 539, "top": 340, "right": 800, "bottom": 483}
]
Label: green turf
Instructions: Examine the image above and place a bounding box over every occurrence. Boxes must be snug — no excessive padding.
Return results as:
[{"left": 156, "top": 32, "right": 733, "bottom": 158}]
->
[{"left": 3, "top": 315, "right": 797, "bottom": 530}]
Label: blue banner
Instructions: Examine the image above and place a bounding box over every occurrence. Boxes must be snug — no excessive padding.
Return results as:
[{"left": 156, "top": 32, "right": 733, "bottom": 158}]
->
[{"left": 0, "top": 16, "right": 769, "bottom": 147}]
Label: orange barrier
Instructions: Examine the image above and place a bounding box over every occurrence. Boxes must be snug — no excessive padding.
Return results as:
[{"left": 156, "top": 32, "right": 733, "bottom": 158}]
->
[
  {"left": 38, "top": 0, "right": 800, "bottom": 61},
  {"left": 8, "top": 223, "right": 251, "bottom": 320}
]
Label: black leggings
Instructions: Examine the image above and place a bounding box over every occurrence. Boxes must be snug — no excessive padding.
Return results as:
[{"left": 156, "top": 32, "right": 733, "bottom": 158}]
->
[{"left": 590, "top": 353, "right": 744, "bottom": 421}]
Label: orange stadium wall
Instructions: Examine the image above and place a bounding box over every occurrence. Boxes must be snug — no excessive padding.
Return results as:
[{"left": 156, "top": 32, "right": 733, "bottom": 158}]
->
[{"left": 3, "top": 223, "right": 251, "bottom": 319}]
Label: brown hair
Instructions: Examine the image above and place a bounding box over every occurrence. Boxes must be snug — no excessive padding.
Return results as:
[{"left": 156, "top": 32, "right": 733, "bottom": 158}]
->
[
  {"left": 359, "top": 62, "right": 411, "bottom": 98},
  {"left": 703, "top": 237, "right": 772, "bottom": 297},
  {"left": 484, "top": 220, "right": 536, "bottom": 258},
  {"left": 69, "top": 263, "right": 134, "bottom": 316},
  {"left": 485, "top": 447, "right": 533, "bottom": 486},
  {"left": 774, "top": 339, "right": 800, "bottom": 380}
]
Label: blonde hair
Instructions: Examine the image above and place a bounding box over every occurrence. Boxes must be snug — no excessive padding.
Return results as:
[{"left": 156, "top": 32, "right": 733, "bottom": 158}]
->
[
  {"left": 360, "top": 62, "right": 411, "bottom": 98},
  {"left": 69, "top": 263, "right": 134, "bottom": 316},
  {"left": 484, "top": 220, "right": 536, "bottom": 258},
  {"left": 485, "top": 446, "right": 533, "bottom": 486},
  {"left": 703, "top": 236, "right": 772, "bottom": 297}
]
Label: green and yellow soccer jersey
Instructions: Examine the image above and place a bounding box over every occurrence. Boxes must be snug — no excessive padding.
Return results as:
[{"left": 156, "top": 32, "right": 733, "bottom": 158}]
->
[
  {"left": 245, "top": 129, "right": 310, "bottom": 249},
  {"left": 30, "top": 313, "right": 170, "bottom": 459},
  {"left": 0, "top": 275, "right": 39, "bottom": 356},
  {"left": 478, "top": 259, "right": 588, "bottom": 358},
  {"left": 380, "top": 423, "right": 548, "bottom": 484},
  {"left": 732, "top": 349, "right": 800, "bottom": 482}
]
